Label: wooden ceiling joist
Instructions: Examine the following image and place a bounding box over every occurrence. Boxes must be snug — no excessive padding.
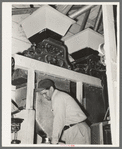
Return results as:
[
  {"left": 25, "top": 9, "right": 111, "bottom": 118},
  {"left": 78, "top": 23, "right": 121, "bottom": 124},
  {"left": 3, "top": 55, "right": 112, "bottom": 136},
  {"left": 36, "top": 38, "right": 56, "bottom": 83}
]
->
[{"left": 12, "top": 7, "right": 39, "bottom": 15}]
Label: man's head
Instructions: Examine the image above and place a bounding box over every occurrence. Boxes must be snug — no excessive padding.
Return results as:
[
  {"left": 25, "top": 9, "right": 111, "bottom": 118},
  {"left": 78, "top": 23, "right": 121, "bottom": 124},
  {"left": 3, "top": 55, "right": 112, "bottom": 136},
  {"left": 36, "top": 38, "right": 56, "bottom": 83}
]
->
[{"left": 36, "top": 79, "right": 55, "bottom": 101}]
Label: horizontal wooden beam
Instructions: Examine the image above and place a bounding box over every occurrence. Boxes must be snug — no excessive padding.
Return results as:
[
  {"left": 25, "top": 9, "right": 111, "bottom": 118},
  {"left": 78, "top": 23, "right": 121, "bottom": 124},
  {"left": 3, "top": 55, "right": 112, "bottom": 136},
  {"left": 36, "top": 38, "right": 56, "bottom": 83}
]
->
[
  {"left": 12, "top": 7, "right": 39, "bottom": 15},
  {"left": 14, "top": 54, "right": 102, "bottom": 87}
]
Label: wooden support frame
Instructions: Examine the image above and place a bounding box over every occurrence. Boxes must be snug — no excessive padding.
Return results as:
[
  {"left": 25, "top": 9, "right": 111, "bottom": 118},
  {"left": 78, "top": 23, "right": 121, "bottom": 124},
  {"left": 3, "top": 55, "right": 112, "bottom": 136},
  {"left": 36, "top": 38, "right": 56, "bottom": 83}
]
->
[
  {"left": 12, "top": 53, "right": 102, "bottom": 144},
  {"left": 26, "top": 69, "right": 35, "bottom": 110},
  {"left": 76, "top": 82, "right": 83, "bottom": 104},
  {"left": 14, "top": 54, "right": 102, "bottom": 87},
  {"left": 102, "top": 5, "right": 119, "bottom": 146}
]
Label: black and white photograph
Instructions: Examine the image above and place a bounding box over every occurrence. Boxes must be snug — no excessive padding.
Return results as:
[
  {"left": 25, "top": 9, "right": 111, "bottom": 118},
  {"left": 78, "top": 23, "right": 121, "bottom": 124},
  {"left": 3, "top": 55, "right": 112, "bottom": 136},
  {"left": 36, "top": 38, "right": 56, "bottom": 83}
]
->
[{"left": 2, "top": 2, "right": 120, "bottom": 147}]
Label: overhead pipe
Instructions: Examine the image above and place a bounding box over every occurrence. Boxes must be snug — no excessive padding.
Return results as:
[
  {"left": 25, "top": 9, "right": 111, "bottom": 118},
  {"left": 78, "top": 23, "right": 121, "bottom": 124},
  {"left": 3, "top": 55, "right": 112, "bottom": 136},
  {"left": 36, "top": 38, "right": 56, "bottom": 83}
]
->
[
  {"left": 80, "top": 9, "right": 91, "bottom": 31},
  {"left": 94, "top": 6, "right": 102, "bottom": 31},
  {"left": 69, "top": 5, "right": 95, "bottom": 19}
]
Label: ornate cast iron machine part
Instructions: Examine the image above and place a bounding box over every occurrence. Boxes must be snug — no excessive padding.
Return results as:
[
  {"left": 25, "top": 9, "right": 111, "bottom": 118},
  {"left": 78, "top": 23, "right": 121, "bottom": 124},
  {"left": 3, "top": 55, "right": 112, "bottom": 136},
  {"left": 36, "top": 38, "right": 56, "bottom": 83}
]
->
[
  {"left": 11, "top": 118, "right": 24, "bottom": 144},
  {"left": 72, "top": 54, "right": 106, "bottom": 79},
  {"left": 11, "top": 99, "right": 25, "bottom": 144},
  {"left": 22, "top": 38, "right": 71, "bottom": 69}
]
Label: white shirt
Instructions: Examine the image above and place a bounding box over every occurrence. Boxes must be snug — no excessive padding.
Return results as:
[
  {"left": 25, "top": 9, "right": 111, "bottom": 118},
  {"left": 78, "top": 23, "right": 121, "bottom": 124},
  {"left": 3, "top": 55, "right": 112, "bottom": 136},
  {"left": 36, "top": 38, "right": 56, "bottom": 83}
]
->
[{"left": 51, "top": 89, "right": 87, "bottom": 144}]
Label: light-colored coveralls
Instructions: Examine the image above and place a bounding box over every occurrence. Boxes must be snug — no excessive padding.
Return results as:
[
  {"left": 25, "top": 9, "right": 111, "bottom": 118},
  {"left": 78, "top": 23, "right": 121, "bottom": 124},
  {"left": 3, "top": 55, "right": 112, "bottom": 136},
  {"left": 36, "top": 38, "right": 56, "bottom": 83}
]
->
[{"left": 51, "top": 89, "right": 91, "bottom": 144}]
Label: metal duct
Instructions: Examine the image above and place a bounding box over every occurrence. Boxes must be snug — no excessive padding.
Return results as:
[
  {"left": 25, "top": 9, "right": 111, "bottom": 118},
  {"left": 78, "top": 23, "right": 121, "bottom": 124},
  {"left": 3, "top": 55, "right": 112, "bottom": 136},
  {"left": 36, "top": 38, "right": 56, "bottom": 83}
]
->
[{"left": 69, "top": 5, "right": 95, "bottom": 19}]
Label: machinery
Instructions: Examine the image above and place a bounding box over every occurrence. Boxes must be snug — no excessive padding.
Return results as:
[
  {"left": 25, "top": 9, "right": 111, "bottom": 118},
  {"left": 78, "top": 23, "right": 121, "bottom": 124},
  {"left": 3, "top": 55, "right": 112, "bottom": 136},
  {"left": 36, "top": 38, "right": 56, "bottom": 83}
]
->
[{"left": 8, "top": 3, "right": 118, "bottom": 146}]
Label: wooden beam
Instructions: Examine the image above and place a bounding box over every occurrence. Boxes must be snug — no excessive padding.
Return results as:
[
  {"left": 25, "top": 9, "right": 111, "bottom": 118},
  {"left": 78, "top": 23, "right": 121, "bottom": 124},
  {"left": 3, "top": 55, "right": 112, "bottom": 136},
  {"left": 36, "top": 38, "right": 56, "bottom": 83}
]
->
[
  {"left": 80, "top": 9, "right": 91, "bottom": 31},
  {"left": 94, "top": 6, "right": 102, "bottom": 31},
  {"left": 76, "top": 82, "right": 83, "bottom": 104},
  {"left": 71, "top": 5, "right": 84, "bottom": 10},
  {"left": 12, "top": 7, "right": 39, "bottom": 15},
  {"left": 56, "top": 5, "right": 73, "bottom": 15},
  {"left": 26, "top": 69, "right": 35, "bottom": 109},
  {"left": 69, "top": 5, "right": 95, "bottom": 19},
  {"left": 102, "top": 5, "right": 118, "bottom": 145},
  {"left": 14, "top": 54, "right": 102, "bottom": 87}
]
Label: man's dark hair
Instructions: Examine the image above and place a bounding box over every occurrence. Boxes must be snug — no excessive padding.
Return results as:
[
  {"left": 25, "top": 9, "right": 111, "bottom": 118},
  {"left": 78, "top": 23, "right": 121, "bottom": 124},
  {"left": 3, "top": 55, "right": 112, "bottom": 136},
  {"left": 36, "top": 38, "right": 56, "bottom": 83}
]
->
[{"left": 37, "top": 79, "right": 55, "bottom": 91}]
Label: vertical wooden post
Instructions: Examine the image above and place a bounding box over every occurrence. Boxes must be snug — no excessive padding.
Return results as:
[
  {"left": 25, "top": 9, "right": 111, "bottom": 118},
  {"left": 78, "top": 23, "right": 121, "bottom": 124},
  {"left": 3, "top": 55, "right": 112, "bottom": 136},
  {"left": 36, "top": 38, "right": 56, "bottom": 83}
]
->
[
  {"left": 76, "top": 82, "right": 83, "bottom": 104},
  {"left": 102, "top": 5, "right": 118, "bottom": 145},
  {"left": 15, "top": 68, "right": 36, "bottom": 144},
  {"left": 26, "top": 69, "right": 35, "bottom": 109}
]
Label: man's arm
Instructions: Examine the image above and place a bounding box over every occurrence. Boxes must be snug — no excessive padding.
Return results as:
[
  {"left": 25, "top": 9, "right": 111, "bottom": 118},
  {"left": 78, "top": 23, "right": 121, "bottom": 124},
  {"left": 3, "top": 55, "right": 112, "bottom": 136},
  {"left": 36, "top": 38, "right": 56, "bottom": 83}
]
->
[{"left": 51, "top": 96, "right": 66, "bottom": 144}]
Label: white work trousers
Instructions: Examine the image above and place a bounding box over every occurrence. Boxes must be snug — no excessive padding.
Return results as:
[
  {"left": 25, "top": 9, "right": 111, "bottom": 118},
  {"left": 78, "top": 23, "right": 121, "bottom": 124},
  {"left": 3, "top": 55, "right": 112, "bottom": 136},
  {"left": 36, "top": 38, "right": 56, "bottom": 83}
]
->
[{"left": 61, "top": 122, "right": 91, "bottom": 144}]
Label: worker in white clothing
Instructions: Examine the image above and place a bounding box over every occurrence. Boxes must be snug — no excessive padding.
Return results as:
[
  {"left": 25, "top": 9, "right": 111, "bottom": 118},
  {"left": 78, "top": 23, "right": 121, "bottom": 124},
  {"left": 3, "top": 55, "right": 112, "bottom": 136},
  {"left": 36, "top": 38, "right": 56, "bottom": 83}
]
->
[{"left": 36, "top": 79, "right": 91, "bottom": 144}]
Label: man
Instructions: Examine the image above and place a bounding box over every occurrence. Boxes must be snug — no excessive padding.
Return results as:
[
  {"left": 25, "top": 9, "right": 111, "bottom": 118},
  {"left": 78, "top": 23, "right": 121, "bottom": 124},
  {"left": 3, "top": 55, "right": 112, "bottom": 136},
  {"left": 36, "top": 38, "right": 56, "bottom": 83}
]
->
[{"left": 36, "top": 79, "right": 91, "bottom": 144}]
